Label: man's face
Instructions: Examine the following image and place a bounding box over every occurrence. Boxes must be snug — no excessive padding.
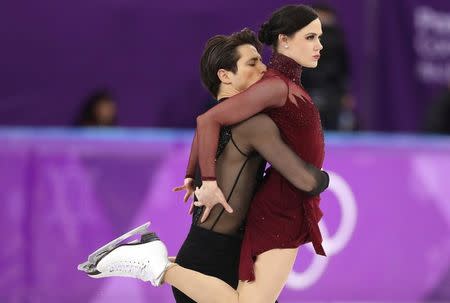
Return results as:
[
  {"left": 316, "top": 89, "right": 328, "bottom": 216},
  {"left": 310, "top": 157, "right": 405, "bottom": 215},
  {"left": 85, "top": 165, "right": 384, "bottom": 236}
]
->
[{"left": 229, "top": 44, "right": 266, "bottom": 92}]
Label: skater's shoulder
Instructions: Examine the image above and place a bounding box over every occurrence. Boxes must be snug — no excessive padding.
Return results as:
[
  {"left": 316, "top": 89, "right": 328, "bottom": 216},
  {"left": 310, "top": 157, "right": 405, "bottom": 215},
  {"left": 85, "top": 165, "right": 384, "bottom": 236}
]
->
[{"left": 233, "top": 114, "right": 278, "bottom": 136}]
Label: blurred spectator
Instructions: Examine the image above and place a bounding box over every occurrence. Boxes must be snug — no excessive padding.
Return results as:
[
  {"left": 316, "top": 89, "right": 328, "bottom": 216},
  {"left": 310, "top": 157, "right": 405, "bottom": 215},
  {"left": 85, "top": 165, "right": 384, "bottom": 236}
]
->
[
  {"left": 423, "top": 83, "right": 450, "bottom": 134},
  {"left": 302, "top": 3, "right": 357, "bottom": 131},
  {"left": 75, "top": 90, "right": 118, "bottom": 126}
]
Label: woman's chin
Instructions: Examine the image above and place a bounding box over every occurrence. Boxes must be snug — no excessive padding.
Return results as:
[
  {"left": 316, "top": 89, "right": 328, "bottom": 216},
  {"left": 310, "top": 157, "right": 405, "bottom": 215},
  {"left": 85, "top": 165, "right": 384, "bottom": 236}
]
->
[{"left": 306, "top": 61, "right": 319, "bottom": 68}]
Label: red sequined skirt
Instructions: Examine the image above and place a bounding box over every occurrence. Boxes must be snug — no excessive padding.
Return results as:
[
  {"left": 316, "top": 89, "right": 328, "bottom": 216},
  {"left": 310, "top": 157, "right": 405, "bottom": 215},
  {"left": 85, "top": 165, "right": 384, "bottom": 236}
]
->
[{"left": 238, "top": 170, "right": 324, "bottom": 281}]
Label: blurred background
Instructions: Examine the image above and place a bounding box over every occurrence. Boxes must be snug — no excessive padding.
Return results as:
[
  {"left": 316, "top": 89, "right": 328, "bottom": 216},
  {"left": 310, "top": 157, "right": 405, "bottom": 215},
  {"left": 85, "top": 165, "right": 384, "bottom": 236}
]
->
[{"left": 0, "top": 0, "right": 449, "bottom": 302}]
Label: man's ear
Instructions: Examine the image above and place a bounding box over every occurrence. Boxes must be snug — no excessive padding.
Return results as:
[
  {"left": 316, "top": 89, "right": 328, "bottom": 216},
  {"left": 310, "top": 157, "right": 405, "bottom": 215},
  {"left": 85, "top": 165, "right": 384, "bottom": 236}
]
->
[{"left": 217, "top": 69, "right": 232, "bottom": 84}]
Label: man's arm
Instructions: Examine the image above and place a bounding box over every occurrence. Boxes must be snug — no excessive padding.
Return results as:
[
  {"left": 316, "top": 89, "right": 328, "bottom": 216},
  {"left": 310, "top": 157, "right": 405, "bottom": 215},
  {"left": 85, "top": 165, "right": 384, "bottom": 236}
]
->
[{"left": 232, "top": 114, "right": 329, "bottom": 196}]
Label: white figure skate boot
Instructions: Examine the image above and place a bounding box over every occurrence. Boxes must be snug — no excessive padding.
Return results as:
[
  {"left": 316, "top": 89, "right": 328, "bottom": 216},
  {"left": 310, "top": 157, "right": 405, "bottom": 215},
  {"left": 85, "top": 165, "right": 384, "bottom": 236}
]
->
[{"left": 78, "top": 222, "right": 171, "bottom": 286}]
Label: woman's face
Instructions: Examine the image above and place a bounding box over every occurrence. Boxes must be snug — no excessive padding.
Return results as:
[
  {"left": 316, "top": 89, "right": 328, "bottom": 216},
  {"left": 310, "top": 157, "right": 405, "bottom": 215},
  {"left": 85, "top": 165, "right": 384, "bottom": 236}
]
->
[{"left": 279, "top": 18, "right": 323, "bottom": 68}]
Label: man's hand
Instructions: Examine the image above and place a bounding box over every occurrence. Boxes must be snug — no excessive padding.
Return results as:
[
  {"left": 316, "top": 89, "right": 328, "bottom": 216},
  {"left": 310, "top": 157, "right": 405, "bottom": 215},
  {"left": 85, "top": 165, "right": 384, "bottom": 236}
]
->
[
  {"left": 194, "top": 181, "right": 233, "bottom": 223},
  {"left": 172, "top": 178, "right": 195, "bottom": 203}
]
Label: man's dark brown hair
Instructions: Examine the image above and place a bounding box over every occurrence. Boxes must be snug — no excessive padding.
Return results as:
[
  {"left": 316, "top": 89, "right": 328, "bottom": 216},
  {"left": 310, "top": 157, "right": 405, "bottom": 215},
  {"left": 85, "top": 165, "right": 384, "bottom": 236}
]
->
[{"left": 200, "top": 28, "right": 263, "bottom": 98}]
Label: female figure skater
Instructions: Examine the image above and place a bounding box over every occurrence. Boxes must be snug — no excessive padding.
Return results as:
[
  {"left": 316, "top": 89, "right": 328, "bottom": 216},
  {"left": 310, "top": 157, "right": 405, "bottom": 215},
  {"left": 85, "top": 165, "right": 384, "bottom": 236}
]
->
[{"left": 81, "top": 5, "right": 326, "bottom": 303}]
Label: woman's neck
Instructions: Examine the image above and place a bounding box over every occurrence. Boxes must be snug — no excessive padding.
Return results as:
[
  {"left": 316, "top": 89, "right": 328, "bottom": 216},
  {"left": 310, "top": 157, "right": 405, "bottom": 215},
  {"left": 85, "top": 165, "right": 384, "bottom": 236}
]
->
[{"left": 268, "top": 52, "right": 303, "bottom": 86}]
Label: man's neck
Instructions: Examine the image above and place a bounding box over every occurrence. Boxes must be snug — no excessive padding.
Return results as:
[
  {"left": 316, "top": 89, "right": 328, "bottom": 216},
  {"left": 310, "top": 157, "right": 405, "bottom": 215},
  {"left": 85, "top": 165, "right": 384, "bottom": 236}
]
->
[
  {"left": 217, "top": 93, "right": 233, "bottom": 100},
  {"left": 217, "top": 86, "right": 239, "bottom": 100}
]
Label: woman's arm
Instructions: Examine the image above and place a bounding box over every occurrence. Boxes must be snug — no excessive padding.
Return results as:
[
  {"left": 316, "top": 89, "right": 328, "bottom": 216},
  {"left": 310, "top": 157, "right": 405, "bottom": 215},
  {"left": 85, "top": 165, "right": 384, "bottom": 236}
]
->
[
  {"left": 196, "top": 76, "right": 288, "bottom": 180},
  {"left": 185, "top": 130, "right": 198, "bottom": 179}
]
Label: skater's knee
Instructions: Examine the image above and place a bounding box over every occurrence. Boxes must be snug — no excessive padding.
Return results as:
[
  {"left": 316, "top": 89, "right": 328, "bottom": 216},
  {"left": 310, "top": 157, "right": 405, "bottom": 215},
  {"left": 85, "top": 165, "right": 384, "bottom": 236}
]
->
[{"left": 203, "top": 276, "right": 238, "bottom": 303}]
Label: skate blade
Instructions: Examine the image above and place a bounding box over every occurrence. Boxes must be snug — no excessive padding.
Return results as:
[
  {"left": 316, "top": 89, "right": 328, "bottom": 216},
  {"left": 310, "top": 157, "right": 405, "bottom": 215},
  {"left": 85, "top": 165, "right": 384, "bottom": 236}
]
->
[{"left": 77, "top": 221, "right": 151, "bottom": 272}]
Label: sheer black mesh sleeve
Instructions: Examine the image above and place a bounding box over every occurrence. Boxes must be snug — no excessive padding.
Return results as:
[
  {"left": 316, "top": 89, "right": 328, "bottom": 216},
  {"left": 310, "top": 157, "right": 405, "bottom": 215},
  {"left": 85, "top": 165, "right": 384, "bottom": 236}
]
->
[{"left": 232, "top": 114, "right": 329, "bottom": 195}]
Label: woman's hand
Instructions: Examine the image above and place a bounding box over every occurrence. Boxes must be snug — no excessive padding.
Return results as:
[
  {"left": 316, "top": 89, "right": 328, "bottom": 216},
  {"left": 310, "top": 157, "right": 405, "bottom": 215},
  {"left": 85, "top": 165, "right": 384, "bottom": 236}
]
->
[{"left": 194, "top": 181, "right": 233, "bottom": 223}]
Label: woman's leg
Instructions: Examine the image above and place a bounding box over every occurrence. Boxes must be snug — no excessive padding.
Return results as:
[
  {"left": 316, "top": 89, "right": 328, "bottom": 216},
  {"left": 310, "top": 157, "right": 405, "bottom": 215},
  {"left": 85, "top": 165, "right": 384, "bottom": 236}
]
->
[
  {"left": 164, "top": 264, "right": 238, "bottom": 303},
  {"left": 163, "top": 247, "right": 298, "bottom": 303},
  {"left": 237, "top": 248, "right": 298, "bottom": 303}
]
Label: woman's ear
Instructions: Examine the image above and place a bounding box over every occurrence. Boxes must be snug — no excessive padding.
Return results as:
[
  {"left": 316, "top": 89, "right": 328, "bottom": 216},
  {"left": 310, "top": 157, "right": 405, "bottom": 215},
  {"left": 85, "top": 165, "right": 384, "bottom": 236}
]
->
[{"left": 278, "top": 34, "right": 289, "bottom": 48}]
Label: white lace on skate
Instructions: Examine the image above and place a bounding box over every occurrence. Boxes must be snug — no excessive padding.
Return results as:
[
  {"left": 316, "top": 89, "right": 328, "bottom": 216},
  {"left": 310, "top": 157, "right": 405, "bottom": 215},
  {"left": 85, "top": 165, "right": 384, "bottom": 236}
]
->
[
  {"left": 92, "top": 240, "right": 170, "bottom": 286},
  {"left": 106, "top": 260, "right": 152, "bottom": 281}
]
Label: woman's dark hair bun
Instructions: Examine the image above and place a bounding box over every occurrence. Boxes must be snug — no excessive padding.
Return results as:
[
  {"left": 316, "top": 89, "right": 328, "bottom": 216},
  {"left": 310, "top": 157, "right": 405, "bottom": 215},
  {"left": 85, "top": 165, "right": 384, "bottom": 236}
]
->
[
  {"left": 258, "top": 5, "right": 319, "bottom": 48},
  {"left": 258, "top": 22, "right": 273, "bottom": 45}
]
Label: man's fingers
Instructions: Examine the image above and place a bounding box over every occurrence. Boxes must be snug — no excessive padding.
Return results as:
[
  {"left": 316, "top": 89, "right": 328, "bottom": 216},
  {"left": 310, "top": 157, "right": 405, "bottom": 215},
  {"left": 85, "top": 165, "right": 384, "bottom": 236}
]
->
[
  {"left": 201, "top": 207, "right": 211, "bottom": 223},
  {"left": 168, "top": 256, "right": 176, "bottom": 262},
  {"left": 188, "top": 203, "right": 194, "bottom": 215}
]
